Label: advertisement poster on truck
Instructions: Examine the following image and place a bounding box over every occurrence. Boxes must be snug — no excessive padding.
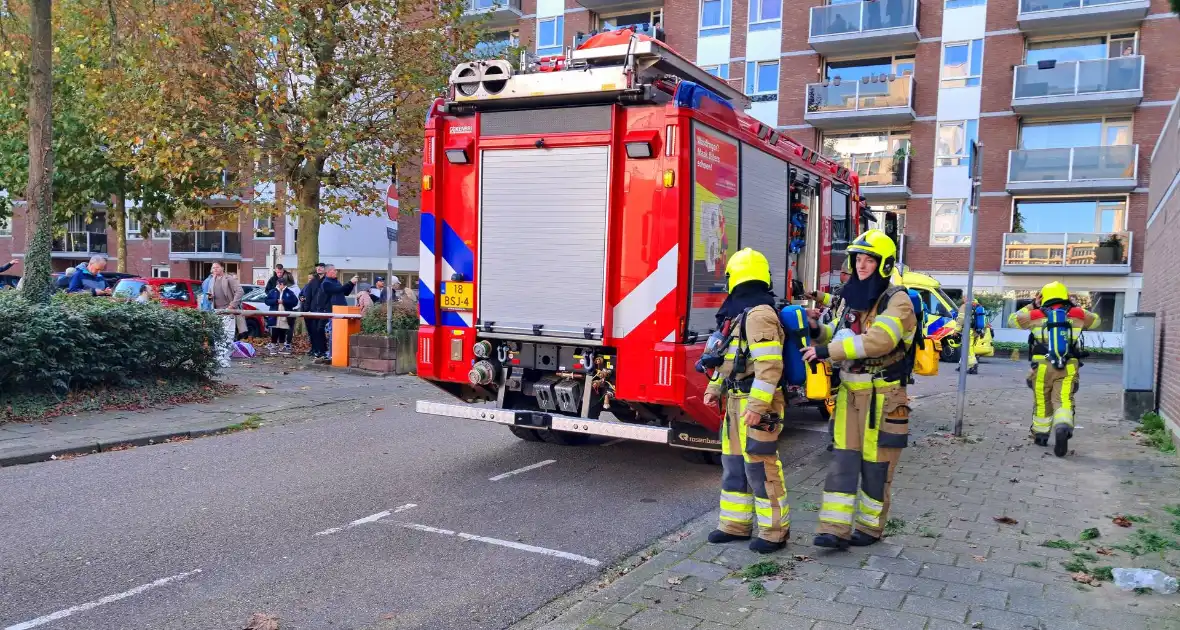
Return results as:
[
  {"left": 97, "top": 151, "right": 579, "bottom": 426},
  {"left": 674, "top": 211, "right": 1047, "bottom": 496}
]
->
[{"left": 691, "top": 125, "right": 739, "bottom": 330}]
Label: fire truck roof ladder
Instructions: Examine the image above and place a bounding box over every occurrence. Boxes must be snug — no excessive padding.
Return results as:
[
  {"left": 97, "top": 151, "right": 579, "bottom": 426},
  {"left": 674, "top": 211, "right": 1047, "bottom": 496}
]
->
[{"left": 448, "top": 30, "right": 750, "bottom": 111}]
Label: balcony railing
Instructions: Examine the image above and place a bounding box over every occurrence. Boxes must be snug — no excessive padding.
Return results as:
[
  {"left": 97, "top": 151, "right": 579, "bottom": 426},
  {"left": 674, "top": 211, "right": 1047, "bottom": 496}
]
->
[
  {"left": 169, "top": 230, "right": 243, "bottom": 257},
  {"left": 1017, "top": 0, "right": 1150, "bottom": 33},
  {"left": 1007, "top": 145, "right": 1138, "bottom": 189},
  {"left": 1002, "top": 232, "right": 1131, "bottom": 273},
  {"left": 810, "top": 0, "right": 917, "bottom": 38},
  {"left": 807, "top": 75, "right": 913, "bottom": 114},
  {"left": 838, "top": 154, "right": 911, "bottom": 193},
  {"left": 1013, "top": 56, "right": 1143, "bottom": 105},
  {"left": 51, "top": 232, "right": 108, "bottom": 256},
  {"left": 465, "top": 0, "right": 521, "bottom": 11},
  {"left": 463, "top": 0, "right": 523, "bottom": 25},
  {"left": 1021, "top": 0, "right": 1141, "bottom": 12}
]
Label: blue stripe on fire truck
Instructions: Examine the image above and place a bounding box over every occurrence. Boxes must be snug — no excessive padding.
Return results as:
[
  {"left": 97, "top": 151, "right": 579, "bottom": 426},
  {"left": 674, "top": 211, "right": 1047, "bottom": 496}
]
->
[{"left": 419, "top": 212, "right": 437, "bottom": 326}]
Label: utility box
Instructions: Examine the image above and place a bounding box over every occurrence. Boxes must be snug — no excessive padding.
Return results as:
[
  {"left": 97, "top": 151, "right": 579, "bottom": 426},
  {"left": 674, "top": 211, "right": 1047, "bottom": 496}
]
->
[{"left": 1122, "top": 312, "right": 1156, "bottom": 423}]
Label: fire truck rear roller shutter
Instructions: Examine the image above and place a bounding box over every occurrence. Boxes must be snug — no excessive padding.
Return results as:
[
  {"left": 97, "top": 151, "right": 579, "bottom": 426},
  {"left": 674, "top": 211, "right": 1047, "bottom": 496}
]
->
[
  {"left": 479, "top": 146, "right": 610, "bottom": 339},
  {"left": 739, "top": 144, "right": 790, "bottom": 299},
  {"left": 479, "top": 106, "right": 612, "bottom": 137}
]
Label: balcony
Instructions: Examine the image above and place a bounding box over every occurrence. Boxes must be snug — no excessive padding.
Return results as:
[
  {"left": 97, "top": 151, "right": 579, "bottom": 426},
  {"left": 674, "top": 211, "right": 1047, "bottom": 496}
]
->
[
  {"left": 1001, "top": 232, "right": 1131, "bottom": 275},
  {"left": 1011, "top": 56, "right": 1143, "bottom": 115},
  {"left": 51, "top": 232, "right": 108, "bottom": 258},
  {"left": 1018, "top": 0, "right": 1150, "bottom": 35},
  {"left": 576, "top": 0, "right": 661, "bottom": 13},
  {"left": 804, "top": 75, "right": 915, "bottom": 130},
  {"left": 809, "top": 0, "right": 919, "bottom": 56},
  {"left": 169, "top": 231, "right": 243, "bottom": 260},
  {"left": 462, "top": 0, "right": 523, "bottom": 28},
  {"left": 842, "top": 154, "right": 911, "bottom": 201},
  {"left": 1006, "top": 145, "right": 1138, "bottom": 194}
]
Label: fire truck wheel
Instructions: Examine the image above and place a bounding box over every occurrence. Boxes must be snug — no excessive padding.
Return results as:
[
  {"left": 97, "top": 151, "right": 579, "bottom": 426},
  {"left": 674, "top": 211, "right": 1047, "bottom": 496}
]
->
[
  {"left": 509, "top": 426, "right": 545, "bottom": 442},
  {"left": 682, "top": 450, "right": 722, "bottom": 466},
  {"left": 539, "top": 430, "right": 592, "bottom": 446}
]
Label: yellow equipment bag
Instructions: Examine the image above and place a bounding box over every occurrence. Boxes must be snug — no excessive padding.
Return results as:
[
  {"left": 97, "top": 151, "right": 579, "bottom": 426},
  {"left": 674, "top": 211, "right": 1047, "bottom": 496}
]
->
[
  {"left": 913, "top": 338, "right": 938, "bottom": 377},
  {"left": 805, "top": 361, "right": 832, "bottom": 401}
]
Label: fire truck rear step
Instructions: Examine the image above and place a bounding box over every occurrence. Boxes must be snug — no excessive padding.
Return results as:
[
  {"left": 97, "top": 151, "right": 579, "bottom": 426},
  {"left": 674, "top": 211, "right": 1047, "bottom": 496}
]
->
[{"left": 415, "top": 400, "right": 672, "bottom": 444}]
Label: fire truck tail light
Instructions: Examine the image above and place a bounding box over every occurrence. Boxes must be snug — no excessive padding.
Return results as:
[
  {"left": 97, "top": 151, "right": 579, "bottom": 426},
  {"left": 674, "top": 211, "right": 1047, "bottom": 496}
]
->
[
  {"left": 445, "top": 148, "right": 469, "bottom": 164},
  {"left": 422, "top": 175, "right": 433, "bottom": 190},
  {"left": 663, "top": 170, "right": 675, "bottom": 188}
]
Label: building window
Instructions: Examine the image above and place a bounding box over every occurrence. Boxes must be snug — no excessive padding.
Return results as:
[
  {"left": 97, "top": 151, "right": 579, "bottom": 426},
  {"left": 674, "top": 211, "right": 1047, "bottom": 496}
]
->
[
  {"left": 702, "top": 64, "right": 730, "bottom": 79},
  {"left": 152, "top": 265, "right": 171, "bottom": 278},
  {"left": 1012, "top": 198, "right": 1127, "bottom": 234},
  {"left": 0, "top": 218, "right": 11, "bottom": 237},
  {"left": 745, "top": 60, "right": 779, "bottom": 96},
  {"left": 599, "top": 9, "right": 662, "bottom": 30},
  {"left": 1018, "top": 117, "right": 1132, "bottom": 150},
  {"left": 931, "top": 199, "right": 972, "bottom": 245},
  {"left": 941, "top": 40, "right": 984, "bottom": 88},
  {"left": 700, "top": 0, "right": 731, "bottom": 35},
  {"left": 536, "top": 16, "right": 564, "bottom": 56},
  {"left": 935, "top": 120, "right": 979, "bottom": 167},
  {"left": 126, "top": 216, "right": 143, "bottom": 239},
  {"left": 749, "top": 0, "right": 781, "bottom": 28},
  {"left": 254, "top": 215, "right": 276, "bottom": 239},
  {"left": 475, "top": 30, "right": 518, "bottom": 57},
  {"left": 822, "top": 131, "right": 912, "bottom": 189}
]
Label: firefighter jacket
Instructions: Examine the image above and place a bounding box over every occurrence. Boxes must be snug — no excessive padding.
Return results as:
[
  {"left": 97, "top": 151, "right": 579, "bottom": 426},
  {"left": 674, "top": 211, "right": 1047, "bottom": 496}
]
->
[
  {"left": 705, "top": 305, "right": 786, "bottom": 418},
  {"left": 1008, "top": 304, "right": 1101, "bottom": 351},
  {"left": 813, "top": 288, "right": 917, "bottom": 375}
]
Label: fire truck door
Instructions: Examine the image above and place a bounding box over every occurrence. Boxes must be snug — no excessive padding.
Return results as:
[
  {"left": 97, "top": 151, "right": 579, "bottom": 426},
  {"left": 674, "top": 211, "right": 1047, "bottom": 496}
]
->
[{"left": 478, "top": 145, "right": 611, "bottom": 338}]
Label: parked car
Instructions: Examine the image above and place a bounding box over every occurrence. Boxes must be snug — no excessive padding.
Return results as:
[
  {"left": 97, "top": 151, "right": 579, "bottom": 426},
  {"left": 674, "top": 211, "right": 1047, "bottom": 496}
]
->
[
  {"left": 52, "top": 270, "right": 138, "bottom": 292},
  {"left": 0, "top": 274, "right": 19, "bottom": 290},
  {"left": 113, "top": 276, "right": 270, "bottom": 337}
]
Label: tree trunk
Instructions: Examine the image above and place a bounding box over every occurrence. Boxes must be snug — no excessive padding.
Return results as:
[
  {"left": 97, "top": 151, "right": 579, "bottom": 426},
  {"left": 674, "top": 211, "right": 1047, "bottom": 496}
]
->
[
  {"left": 112, "top": 171, "right": 127, "bottom": 272},
  {"left": 21, "top": 0, "right": 55, "bottom": 303},
  {"left": 294, "top": 177, "right": 320, "bottom": 281}
]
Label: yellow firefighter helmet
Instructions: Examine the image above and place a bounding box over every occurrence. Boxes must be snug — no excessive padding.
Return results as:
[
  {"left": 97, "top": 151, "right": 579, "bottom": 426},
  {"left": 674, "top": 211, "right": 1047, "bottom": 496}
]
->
[{"left": 726, "top": 248, "right": 772, "bottom": 292}]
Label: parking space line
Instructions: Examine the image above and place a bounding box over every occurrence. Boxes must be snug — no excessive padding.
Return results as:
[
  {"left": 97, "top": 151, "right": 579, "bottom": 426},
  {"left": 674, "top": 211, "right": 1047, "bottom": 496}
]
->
[
  {"left": 488, "top": 459, "right": 556, "bottom": 481},
  {"left": 315, "top": 504, "right": 417, "bottom": 536},
  {"left": 4, "top": 569, "right": 202, "bottom": 630},
  {"left": 393, "top": 522, "right": 602, "bottom": 567}
]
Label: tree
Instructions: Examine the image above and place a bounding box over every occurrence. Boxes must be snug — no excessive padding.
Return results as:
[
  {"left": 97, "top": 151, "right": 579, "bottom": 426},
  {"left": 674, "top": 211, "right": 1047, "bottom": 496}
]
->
[
  {"left": 0, "top": 0, "right": 230, "bottom": 273},
  {"left": 127, "top": 0, "right": 483, "bottom": 275},
  {"left": 19, "top": 0, "right": 54, "bottom": 302}
]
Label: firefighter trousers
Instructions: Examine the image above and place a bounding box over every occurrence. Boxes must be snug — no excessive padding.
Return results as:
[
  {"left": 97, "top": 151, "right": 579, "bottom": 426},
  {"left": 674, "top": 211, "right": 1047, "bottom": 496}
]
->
[
  {"left": 718, "top": 394, "right": 790, "bottom": 543},
  {"left": 817, "top": 374, "right": 910, "bottom": 540},
  {"left": 966, "top": 331, "right": 979, "bottom": 369},
  {"left": 1029, "top": 357, "right": 1079, "bottom": 437}
]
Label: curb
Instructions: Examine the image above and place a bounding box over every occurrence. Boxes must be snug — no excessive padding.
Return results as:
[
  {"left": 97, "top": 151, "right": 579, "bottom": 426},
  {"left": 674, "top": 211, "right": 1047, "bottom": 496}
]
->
[
  {"left": 0, "top": 425, "right": 248, "bottom": 468},
  {"left": 303, "top": 362, "right": 407, "bottom": 378}
]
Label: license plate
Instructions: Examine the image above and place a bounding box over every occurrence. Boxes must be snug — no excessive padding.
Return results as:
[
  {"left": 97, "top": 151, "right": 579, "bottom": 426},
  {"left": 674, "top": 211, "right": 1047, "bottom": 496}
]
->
[{"left": 440, "top": 282, "right": 474, "bottom": 311}]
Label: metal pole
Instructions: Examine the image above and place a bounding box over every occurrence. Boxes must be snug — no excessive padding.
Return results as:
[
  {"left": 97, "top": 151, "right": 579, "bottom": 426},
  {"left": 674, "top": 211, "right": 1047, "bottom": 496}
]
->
[
  {"left": 387, "top": 240, "right": 395, "bottom": 334},
  {"left": 954, "top": 142, "right": 983, "bottom": 437}
]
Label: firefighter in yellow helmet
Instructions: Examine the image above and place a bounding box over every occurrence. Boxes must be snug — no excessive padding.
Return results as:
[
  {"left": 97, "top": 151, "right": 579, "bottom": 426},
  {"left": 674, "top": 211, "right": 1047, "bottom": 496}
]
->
[
  {"left": 1008, "top": 281, "right": 1101, "bottom": 456},
  {"left": 802, "top": 230, "right": 917, "bottom": 549},
  {"left": 702, "top": 248, "right": 790, "bottom": 554}
]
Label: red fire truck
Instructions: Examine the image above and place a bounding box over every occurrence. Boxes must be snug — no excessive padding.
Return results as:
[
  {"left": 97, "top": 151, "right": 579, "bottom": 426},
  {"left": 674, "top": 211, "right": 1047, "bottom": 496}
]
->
[{"left": 415, "top": 27, "right": 869, "bottom": 456}]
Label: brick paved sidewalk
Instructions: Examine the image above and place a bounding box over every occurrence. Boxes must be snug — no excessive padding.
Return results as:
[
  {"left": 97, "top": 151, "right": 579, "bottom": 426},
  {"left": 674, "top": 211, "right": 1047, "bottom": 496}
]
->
[{"left": 530, "top": 383, "right": 1180, "bottom": 630}]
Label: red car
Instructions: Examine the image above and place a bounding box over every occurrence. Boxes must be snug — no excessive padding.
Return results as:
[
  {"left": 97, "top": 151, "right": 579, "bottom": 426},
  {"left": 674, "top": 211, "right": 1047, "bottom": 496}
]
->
[{"left": 113, "top": 277, "right": 269, "bottom": 337}]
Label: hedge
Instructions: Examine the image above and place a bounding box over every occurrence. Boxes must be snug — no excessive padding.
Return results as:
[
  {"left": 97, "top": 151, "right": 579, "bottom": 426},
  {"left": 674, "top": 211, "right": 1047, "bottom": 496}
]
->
[
  {"left": 359, "top": 301, "right": 420, "bottom": 336},
  {"left": 0, "top": 291, "right": 227, "bottom": 394}
]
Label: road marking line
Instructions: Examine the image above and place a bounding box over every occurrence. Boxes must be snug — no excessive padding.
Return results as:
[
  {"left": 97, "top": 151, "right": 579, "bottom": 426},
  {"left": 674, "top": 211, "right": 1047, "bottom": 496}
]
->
[
  {"left": 4, "top": 569, "right": 203, "bottom": 630},
  {"left": 393, "top": 522, "right": 601, "bottom": 567},
  {"left": 456, "top": 532, "right": 602, "bottom": 566},
  {"left": 488, "top": 459, "right": 556, "bottom": 481},
  {"left": 600, "top": 438, "right": 625, "bottom": 447},
  {"left": 315, "top": 504, "right": 417, "bottom": 536}
]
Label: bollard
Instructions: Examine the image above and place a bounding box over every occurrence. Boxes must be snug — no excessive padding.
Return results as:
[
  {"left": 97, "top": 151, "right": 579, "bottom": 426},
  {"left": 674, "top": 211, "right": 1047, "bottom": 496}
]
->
[{"left": 331, "top": 306, "right": 363, "bottom": 368}]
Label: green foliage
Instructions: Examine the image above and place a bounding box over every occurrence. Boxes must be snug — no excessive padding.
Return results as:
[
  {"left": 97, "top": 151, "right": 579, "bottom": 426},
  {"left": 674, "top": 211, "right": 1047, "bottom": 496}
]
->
[
  {"left": 1073, "top": 551, "right": 1099, "bottom": 562},
  {"left": 0, "top": 291, "right": 225, "bottom": 395},
  {"left": 1164, "top": 505, "right": 1180, "bottom": 517},
  {"left": 360, "top": 301, "right": 419, "bottom": 336},
  {"left": 1092, "top": 566, "right": 1114, "bottom": 582},
  {"left": 1041, "top": 539, "right": 1080, "bottom": 550},
  {"left": 0, "top": 378, "right": 218, "bottom": 423},
  {"left": 1061, "top": 557, "right": 1088, "bottom": 573},
  {"left": 1079, "top": 528, "right": 1100, "bottom": 541},
  {"left": 1138, "top": 413, "right": 1176, "bottom": 454},
  {"left": 738, "top": 560, "right": 784, "bottom": 579},
  {"left": 972, "top": 292, "right": 1005, "bottom": 320},
  {"left": 884, "top": 518, "right": 907, "bottom": 536}
]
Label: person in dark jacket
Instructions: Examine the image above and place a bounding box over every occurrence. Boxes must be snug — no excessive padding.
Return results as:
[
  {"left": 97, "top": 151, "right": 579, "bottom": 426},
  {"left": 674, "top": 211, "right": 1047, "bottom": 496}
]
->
[
  {"left": 265, "top": 280, "right": 299, "bottom": 353},
  {"left": 0, "top": 258, "right": 20, "bottom": 274},
  {"left": 315, "top": 266, "right": 356, "bottom": 361},
  {"left": 67, "top": 256, "right": 113, "bottom": 296},
  {"left": 301, "top": 262, "right": 328, "bottom": 358},
  {"left": 264, "top": 264, "right": 295, "bottom": 293}
]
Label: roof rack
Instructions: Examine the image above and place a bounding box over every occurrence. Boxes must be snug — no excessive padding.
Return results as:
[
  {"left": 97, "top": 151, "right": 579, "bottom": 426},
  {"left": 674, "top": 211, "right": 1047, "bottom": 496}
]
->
[{"left": 447, "top": 29, "right": 750, "bottom": 111}]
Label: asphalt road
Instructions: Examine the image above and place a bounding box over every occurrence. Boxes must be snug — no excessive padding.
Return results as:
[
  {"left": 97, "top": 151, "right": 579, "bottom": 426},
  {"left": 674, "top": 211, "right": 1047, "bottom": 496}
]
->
[
  {"left": 0, "top": 376, "right": 827, "bottom": 630},
  {"left": 0, "top": 356, "right": 1121, "bottom": 630}
]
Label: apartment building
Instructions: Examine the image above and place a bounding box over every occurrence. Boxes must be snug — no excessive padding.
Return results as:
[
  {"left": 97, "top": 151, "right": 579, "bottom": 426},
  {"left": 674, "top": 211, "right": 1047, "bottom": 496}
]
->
[
  {"left": 462, "top": 0, "right": 1178, "bottom": 347},
  {"left": 1141, "top": 89, "right": 1178, "bottom": 434}
]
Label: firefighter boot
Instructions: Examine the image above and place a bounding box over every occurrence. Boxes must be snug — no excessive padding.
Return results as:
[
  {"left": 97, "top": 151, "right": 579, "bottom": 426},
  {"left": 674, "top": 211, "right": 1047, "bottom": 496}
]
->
[
  {"left": 1033, "top": 432, "right": 1049, "bottom": 447},
  {"left": 813, "top": 533, "right": 850, "bottom": 550},
  {"left": 850, "top": 531, "right": 880, "bottom": 547},
  {"left": 750, "top": 533, "right": 788, "bottom": 554},
  {"left": 1053, "top": 424, "right": 1072, "bottom": 457},
  {"left": 708, "top": 530, "right": 751, "bottom": 544}
]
